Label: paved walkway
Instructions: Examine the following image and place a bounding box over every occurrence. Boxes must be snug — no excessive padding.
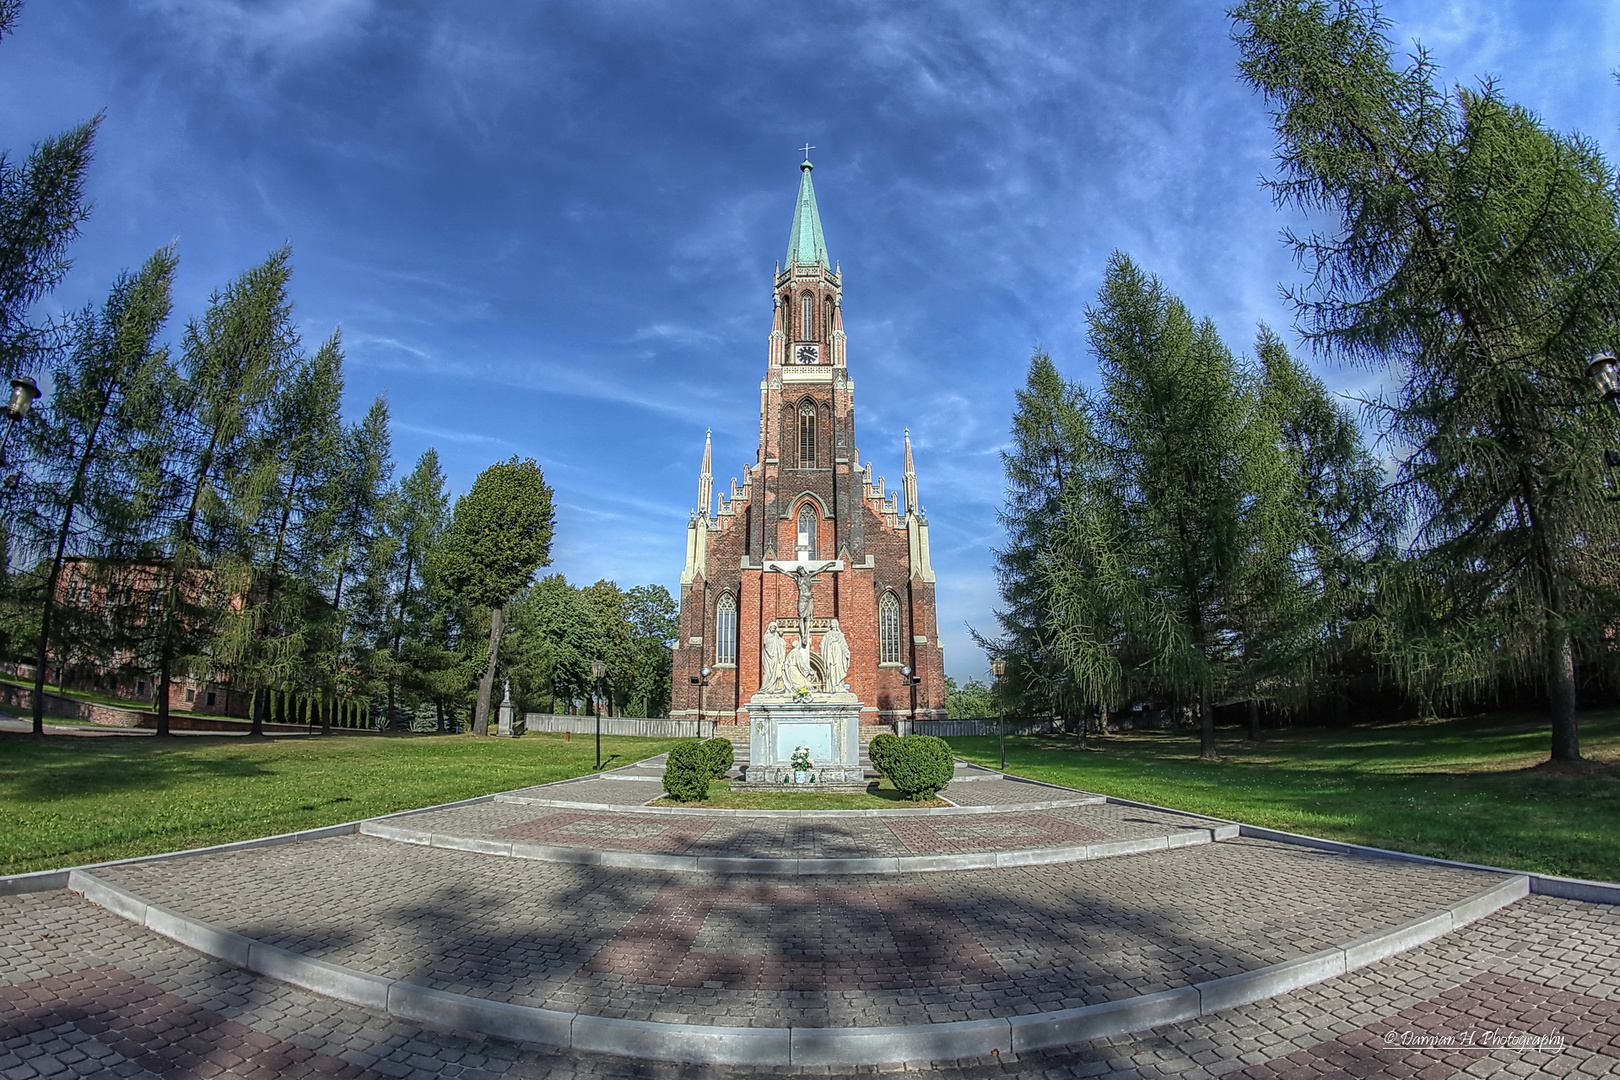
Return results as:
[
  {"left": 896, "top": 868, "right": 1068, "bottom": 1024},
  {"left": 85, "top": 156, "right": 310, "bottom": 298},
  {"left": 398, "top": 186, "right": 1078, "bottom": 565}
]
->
[
  {"left": 2, "top": 754, "right": 1617, "bottom": 1077},
  {"left": 370, "top": 797, "right": 1216, "bottom": 861},
  {"left": 3, "top": 887, "right": 1616, "bottom": 1078},
  {"left": 87, "top": 832, "right": 1502, "bottom": 1029}
]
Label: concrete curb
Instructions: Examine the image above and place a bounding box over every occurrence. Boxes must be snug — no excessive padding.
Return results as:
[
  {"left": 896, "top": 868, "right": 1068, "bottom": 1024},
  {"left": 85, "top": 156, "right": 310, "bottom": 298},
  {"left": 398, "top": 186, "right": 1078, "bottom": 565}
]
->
[
  {"left": 356, "top": 818, "right": 1237, "bottom": 875},
  {"left": 63, "top": 866, "right": 1528, "bottom": 1065},
  {"left": 1232, "top": 823, "right": 1620, "bottom": 906},
  {"left": 490, "top": 792, "right": 1104, "bottom": 817}
]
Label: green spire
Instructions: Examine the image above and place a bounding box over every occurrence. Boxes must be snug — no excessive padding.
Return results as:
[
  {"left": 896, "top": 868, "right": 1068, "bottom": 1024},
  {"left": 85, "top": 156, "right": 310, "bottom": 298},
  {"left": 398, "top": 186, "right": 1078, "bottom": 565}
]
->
[{"left": 785, "top": 159, "right": 829, "bottom": 267}]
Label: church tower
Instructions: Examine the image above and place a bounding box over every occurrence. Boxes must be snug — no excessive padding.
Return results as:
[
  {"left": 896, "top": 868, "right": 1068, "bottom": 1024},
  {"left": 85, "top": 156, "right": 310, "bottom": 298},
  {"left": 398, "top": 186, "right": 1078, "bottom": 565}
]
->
[{"left": 674, "top": 158, "right": 945, "bottom": 729}]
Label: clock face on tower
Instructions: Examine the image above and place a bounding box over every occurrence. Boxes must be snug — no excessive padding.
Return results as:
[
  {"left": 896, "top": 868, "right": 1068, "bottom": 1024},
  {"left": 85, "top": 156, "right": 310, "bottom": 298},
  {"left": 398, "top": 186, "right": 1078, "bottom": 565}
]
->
[{"left": 795, "top": 343, "right": 821, "bottom": 365}]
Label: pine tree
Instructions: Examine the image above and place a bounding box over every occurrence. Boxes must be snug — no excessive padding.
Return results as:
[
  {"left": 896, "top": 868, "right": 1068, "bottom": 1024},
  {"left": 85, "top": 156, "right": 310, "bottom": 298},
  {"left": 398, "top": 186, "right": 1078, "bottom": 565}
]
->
[
  {"left": 0, "top": 0, "right": 98, "bottom": 378},
  {"left": 215, "top": 333, "right": 344, "bottom": 736},
  {"left": 383, "top": 448, "right": 449, "bottom": 728},
  {"left": 1233, "top": 0, "right": 1620, "bottom": 759},
  {"left": 986, "top": 350, "right": 1094, "bottom": 719},
  {"left": 314, "top": 395, "right": 393, "bottom": 733},
  {"left": 1043, "top": 254, "right": 1298, "bottom": 760},
  {"left": 21, "top": 247, "right": 175, "bottom": 735},
  {"left": 139, "top": 249, "right": 302, "bottom": 736},
  {"left": 1254, "top": 327, "right": 1394, "bottom": 730}
]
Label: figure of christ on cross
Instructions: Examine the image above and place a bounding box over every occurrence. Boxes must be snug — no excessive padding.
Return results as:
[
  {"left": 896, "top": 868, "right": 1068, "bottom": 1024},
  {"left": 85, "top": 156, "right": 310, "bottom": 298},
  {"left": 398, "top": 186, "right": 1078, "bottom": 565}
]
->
[{"left": 768, "top": 560, "right": 840, "bottom": 626}]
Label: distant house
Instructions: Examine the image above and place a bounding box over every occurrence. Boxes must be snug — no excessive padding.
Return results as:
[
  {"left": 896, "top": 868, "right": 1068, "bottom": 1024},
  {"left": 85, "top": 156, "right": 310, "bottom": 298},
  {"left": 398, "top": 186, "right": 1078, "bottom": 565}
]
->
[{"left": 18, "top": 556, "right": 254, "bottom": 718}]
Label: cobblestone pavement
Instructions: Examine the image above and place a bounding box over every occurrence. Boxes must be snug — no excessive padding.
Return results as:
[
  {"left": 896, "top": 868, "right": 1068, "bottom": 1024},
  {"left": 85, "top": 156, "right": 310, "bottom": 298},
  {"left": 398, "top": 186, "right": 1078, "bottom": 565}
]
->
[
  {"left": 90, "top": 834, "right": 1503, "bottom": 1029},
  {"left": 3, "top": 886, "right": 1617, "bottom": 1078},
  {"left": 386, "top": 799, "right": 1211, "bottom": 858},
  {"left": 502, "top": 771, "right": 1088, "bottom": 810}
]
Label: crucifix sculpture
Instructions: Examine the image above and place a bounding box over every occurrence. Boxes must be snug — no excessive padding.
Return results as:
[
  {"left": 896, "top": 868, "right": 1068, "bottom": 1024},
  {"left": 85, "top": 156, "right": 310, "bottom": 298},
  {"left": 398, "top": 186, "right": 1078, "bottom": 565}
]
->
[{"left": 769, "top": 560, "right": 838, "bottom": 626}]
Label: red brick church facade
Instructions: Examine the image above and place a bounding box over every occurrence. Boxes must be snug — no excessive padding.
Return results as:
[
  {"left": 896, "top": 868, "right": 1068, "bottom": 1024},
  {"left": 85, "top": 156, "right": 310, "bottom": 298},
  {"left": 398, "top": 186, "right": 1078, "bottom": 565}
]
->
[{"left": 672, "top": 160, "right": 947, "bottom": 728}]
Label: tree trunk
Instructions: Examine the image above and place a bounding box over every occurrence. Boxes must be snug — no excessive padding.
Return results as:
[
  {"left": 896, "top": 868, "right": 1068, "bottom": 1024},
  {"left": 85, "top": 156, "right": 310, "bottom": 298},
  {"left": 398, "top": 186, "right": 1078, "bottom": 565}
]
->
[
  {"left": 155, "top": 660, "right": 171, "bottom": 737},
  {"left": 1247, "top": 698, "right": 1260, "bottom": 743},
  {"left": 1548, "top": 623, "right": 1580, "bottom": 761},
  {"left": 321, "top": 693, "right": 332, "bottom": 736},
  {"left": 473, "top": 605, "right": 503, "bottom": 736},
  {"left": 1198, "top": 688, "right": 1216, "bottom": 760}
]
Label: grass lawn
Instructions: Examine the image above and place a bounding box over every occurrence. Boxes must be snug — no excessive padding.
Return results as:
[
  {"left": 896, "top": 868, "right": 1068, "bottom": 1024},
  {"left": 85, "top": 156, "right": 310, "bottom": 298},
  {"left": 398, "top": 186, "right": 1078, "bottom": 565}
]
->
[
  {"left": 946, "top": 710, "right": 1620, "bottom": 882},
  {"left": 649, "top": 778, "right": 948, "bottom": 810},
  {"left": 0, "top": 730, "right": 684, "bottom": 874}
]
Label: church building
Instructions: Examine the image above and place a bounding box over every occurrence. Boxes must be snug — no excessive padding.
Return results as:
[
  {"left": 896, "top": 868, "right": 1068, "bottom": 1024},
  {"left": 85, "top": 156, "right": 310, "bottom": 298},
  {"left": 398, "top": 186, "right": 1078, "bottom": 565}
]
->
[{"left": 672, "top": 159, "right": 947, "bottom": 728}]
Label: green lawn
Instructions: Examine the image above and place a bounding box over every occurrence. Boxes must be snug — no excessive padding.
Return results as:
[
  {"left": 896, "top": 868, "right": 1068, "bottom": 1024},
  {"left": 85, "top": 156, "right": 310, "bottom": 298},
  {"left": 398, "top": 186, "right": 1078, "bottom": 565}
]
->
[
  {"left": 649, "top": 778, "right": 948, "bottom": 810},
  {"left": 946, "top": 711, "right": 1620, "bottom": 882},
  {"left": 0, "top": 731, "right": 683, "bottom": 874}
]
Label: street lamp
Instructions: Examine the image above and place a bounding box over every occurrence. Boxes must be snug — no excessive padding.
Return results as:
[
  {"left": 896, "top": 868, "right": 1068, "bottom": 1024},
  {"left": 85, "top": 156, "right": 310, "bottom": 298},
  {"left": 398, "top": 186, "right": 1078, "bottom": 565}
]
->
[
  {"left": 989, "top": 657, "right": 1007, "bottom": 772},
  {"left": 899, "top": 665, "right": 921, "bottom": 735},
  {"left": 1588, "top": 352, "right": 1620, "bottom": 402},
  {"left": 688, "top": 666, "right": 712, "bottom": 738},
  {"left": 0, "top": 376, "right": 40, "bottom": 484},
  {"left": 591, "top": 658, "right": 606, "bottom": 770}
]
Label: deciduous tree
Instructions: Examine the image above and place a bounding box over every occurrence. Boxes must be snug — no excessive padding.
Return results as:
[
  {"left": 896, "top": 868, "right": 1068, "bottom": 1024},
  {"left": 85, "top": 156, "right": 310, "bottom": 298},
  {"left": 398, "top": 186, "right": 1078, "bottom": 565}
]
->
[{"left": 429, "top": 457, "right": 554, "bottom": 735}]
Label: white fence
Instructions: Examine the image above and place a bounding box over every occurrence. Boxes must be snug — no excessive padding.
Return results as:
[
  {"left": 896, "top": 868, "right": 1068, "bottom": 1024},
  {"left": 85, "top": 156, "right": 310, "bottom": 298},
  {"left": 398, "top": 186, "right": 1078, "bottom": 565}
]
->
[
  {"left": 521, "top": 714, "right": 705, "bottom": 738},
  {"left": 910, "top": 718, "right": 1061, "bottom": 737}
]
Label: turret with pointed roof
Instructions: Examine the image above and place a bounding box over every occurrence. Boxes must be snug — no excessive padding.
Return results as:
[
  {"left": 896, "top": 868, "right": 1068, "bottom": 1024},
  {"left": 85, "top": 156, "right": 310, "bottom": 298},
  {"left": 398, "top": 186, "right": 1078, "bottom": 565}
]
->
[
  {"left": 786, "top": 159, "right": 829, "bottom": 268},
  {"left": 696, "top": 429, "right": 713, "bottom": 517}
]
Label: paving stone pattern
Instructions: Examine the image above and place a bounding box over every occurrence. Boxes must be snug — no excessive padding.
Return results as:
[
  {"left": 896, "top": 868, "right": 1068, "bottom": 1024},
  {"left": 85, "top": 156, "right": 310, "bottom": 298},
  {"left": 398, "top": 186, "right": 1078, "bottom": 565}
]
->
[
  {"left": 500, "top": 772, "right": 1092, "bottom": 812},
  {"left": 92, "top": 834, "right": 1503, "bottom": 1029},
  {"left": 3, "top": 884, "right": 1618, "bottom": 1077},
  {"left": 400, "top": 799, "right": 1205, "bottom": 859}
]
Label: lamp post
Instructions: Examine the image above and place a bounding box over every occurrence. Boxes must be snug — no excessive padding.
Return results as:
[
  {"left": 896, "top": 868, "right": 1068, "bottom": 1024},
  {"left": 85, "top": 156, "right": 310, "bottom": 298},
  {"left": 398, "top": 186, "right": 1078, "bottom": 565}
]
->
[
  {"left": 990, "top": 657, "right": 1007, "bottom": 772},
  {"left": 899, "top": 665, "right": 921, "bottom": 735},
  {"left": 0, "top": 376, "right": 40, "bottom": 487},
  {"left": 688, "top": 666, "right": 711, "bottom": 738},
  {"left": 591, "top": 658, "right": 606, "bottom": 770}
]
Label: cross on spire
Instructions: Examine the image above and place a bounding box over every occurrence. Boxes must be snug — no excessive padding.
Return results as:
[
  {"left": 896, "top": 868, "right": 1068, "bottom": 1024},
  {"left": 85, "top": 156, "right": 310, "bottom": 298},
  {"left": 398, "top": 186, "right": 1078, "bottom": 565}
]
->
[{"left": 799, "top": 143, "right": 815, "bottom": 161}]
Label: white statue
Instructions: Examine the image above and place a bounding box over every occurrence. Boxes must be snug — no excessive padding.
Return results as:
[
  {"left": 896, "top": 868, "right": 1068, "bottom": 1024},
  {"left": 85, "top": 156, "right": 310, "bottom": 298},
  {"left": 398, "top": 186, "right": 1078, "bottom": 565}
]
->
[
  {"left": 767, "top": 560, "right": 839, "bottom": 625},
  {"left": 818, "top": 619, "right": 850, "bottom": 692},
  {"left": 784, "top": 636, "right": 815, "bottom": 694},
  {"left": 760, "top": 620, "right": 787, "bottom": 694}
]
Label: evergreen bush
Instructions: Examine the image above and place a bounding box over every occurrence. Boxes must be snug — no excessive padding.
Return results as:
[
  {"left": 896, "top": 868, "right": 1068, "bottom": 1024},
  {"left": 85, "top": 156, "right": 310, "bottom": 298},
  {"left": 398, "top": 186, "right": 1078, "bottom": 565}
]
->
[
  {"left": 701, "top": 737, "right": 735, "bottom": 779},
  {"left": 662, "top": 741, "right": 711, "bottom": 802},
  {"left": 881, "top": 734, "right": 954, "bottom": 801},
  {"left": 868, "top": 732, "right": 901, "bottom": 777}
]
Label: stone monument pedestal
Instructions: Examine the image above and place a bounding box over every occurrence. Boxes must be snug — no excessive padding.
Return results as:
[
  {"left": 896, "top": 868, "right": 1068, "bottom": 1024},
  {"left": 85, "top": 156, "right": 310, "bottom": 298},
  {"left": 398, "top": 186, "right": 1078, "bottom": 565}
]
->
[{"left": 735, "top": 693, "right": 868, "bottom": 791}]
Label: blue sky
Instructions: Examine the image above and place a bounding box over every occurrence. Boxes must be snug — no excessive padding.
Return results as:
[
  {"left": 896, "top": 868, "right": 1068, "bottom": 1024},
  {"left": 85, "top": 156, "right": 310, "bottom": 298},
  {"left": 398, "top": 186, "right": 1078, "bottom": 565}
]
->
[{"left": 3, "top": 0, "right": 1616, "bottom": 681}]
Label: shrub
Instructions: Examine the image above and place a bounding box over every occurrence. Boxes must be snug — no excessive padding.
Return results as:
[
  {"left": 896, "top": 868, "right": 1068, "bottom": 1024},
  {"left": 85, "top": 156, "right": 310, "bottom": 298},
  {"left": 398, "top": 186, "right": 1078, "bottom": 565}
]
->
[
  {"left": 882, "top": 734, "right": 954, "bottom": 801},
  {"left": 701, "top": 737, "right": 735, "bottom": 779},
  {"left": 663, "top": 741, "right": 712, "bottom": 802},
  {"left": 868, "top": 732, "right": 901, "bottom": 777}
]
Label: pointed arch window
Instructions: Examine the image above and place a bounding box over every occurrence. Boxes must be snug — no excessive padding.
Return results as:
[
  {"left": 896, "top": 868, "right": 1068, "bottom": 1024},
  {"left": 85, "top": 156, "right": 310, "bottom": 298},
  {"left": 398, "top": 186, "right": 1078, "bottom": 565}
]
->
[
  {"left": 879, "top": 592, "right": 902, "bottom": 664},
  {"left": 801, "top": 293, "right": 814, "bottom": 339},
  {"left": 715, "top": 593, "right": 737, "bottom": 666},
  {"left": 799, "top": 402, "right": 817, "bottom": 467},
  {"left": 797, "top": 505, "right": 818, "bottom": 560}
]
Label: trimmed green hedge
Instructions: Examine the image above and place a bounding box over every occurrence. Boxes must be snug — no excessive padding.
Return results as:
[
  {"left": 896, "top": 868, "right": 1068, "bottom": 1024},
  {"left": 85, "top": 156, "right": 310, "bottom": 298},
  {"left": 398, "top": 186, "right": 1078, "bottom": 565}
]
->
[
  {"left": 870, "top": 733, "right": 953, "bottom": 801},
  {"left": 663, "top": 741, "right": 712, "bottom": 802},
  {"left": 701, "top": 737, "right": 735, "bottom": 779},
  {"left": 868, "top": 732, "right": 901, "bottom": 777}
]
